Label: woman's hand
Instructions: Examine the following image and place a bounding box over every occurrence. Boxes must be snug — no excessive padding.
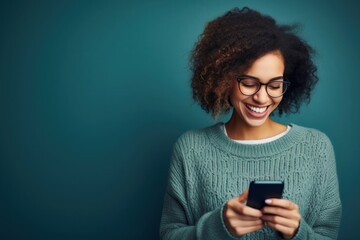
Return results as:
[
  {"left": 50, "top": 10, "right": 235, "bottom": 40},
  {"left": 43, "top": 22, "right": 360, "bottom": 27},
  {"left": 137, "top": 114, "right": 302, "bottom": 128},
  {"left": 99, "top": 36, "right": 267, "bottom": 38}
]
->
[
  {"left": 223, "top": 190, "right": 264, "bottom": 237},
  {"left": 261, "top": 199, "right": 301, "bottom": 239}
]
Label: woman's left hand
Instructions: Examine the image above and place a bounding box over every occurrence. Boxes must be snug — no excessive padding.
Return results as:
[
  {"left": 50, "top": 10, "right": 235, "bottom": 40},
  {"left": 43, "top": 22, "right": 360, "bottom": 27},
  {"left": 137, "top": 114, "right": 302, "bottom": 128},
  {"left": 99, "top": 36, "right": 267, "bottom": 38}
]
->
[{"left": 261, "top": 199, "right": 301, "bottom": 239}]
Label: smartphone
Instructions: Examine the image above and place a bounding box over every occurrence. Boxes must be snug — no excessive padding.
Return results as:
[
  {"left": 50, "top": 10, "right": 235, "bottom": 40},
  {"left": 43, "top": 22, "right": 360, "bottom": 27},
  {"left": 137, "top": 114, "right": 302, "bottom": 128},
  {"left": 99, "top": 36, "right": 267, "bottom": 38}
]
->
[{"left": 246, "top": 180, "right": 284, "bottom": 210}]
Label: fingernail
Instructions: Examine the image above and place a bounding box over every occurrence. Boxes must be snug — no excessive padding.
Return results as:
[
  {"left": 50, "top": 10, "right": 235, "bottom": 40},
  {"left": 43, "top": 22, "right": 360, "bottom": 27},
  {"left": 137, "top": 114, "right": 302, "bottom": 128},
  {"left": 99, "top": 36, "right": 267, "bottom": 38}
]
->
[{"left": 265, "top": 199, "right": 272, "bottom": 204}]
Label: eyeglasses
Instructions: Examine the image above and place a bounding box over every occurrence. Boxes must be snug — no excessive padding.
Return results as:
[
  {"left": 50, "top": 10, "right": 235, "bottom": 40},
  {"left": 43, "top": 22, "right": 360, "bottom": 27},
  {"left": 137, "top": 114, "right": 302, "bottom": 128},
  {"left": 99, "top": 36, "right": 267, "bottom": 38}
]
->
[{"left": 236, "top": 76, "right": 291, "bottom": 98}]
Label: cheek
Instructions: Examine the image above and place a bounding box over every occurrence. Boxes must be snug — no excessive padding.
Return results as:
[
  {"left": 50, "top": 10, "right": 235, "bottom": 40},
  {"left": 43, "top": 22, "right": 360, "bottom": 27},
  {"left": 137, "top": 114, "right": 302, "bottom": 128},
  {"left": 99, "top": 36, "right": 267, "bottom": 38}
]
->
[
  {"left": 230, "top": 92, "right": 247, "bottom": 107},
  {"left": 230, "top": 84, "right": 247, "bottom": 104},
  {"left": 273, "top": 97, "right": 283, "bottom": 107}
]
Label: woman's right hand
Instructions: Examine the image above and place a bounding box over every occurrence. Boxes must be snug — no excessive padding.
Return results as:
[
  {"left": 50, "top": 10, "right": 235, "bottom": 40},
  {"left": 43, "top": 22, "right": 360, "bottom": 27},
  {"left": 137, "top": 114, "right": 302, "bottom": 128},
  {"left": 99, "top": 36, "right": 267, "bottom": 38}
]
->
[{"left": 223, "top": 190, "right": 264, "bottom": 237}]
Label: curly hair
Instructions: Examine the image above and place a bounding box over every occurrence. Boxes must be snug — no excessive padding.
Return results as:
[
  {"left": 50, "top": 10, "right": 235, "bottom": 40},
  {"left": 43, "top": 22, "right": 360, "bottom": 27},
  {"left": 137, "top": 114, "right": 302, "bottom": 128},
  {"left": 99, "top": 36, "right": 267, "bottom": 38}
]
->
[{"left": 190, "top": 7, "right": 318, "bottom": 117}]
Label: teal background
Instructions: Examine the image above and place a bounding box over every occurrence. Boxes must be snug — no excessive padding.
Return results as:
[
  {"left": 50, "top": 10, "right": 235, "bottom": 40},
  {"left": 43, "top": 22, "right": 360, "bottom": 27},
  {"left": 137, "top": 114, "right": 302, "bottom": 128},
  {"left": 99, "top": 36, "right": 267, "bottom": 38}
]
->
[{"left": 1, "top": 0, "right": 359, "bottom": 239}]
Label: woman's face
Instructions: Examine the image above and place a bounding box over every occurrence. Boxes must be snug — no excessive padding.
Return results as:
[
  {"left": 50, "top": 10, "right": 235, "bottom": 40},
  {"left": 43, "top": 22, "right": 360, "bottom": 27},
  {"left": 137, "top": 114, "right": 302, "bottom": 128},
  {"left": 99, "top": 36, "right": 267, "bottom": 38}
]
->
[{"left": 229, "top": 50, "right": 285, "bottom": 128}]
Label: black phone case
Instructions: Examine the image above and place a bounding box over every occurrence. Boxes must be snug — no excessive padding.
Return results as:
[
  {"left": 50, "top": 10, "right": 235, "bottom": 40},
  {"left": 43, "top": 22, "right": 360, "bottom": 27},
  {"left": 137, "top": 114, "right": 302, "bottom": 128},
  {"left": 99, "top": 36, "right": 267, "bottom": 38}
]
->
[{"left": 247, "top": 180, "right": 284, "bottom": 209}]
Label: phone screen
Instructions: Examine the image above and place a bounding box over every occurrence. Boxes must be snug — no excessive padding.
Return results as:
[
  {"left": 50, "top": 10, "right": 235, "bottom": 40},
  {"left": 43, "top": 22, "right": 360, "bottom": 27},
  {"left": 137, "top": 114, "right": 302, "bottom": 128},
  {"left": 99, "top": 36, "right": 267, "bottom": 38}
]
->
[{"left": 246, "top": 180, "right": 284, "bottom": 209}]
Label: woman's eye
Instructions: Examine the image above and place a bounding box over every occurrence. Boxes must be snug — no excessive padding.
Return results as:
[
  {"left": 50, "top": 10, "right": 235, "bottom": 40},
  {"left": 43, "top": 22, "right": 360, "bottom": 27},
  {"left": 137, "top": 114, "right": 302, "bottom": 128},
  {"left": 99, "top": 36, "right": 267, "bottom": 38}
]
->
[
  {"left": 243, "top": 83, "right": 256, "bottom": 87},
  {"left": 241, "top": 80, "right": 257, "bottom": 87},
  {"left": 268, "top": 82, "right": 282, "bottom": 89},
  {"left": 268, "top": 85, "right": 281, "bottom": 89}
]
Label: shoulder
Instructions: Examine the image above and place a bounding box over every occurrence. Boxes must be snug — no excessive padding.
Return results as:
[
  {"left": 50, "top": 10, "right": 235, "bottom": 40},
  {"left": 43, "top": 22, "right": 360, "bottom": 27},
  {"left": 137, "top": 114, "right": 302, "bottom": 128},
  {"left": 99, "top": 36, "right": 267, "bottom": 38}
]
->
[
  {"left": 291, "top": 124, "right": 335, "bottom": 162},
  {"left": 172, "top": 123, "right": 222, "bottom": 153},
  {"left": 291, "top": 124, "right": 332, "bottom": 145}
]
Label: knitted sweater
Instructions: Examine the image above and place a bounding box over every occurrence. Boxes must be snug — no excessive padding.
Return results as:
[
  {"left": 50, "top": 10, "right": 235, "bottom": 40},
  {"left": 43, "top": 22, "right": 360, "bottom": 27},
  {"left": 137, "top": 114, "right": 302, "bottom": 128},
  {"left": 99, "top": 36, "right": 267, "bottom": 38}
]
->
[{"left": 160, "top": 123, "right": 342, "bottom": 240}]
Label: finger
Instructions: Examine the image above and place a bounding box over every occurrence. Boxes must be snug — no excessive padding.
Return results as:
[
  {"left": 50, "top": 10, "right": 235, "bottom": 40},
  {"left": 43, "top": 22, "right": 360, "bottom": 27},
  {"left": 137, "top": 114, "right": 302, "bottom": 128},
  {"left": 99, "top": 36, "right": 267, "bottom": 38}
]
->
[
  {"left": 264, "top": 199, "right": 298, "bottom": 210},
  {"left": 262, "top": 206, "right": 301, "bottom": 221},
  {"left": 262, "top": 206, "right": 288, "bottom": 218},
  {"left": 225, "top": 207, "right": 261, "bottom": 221},
  {"left": 261, "top": 215, "right": 299, "bottom": 229},
  {"left": 265, "top": 221, "right": 297, "bottom": 238},
  {"left": 240, "top": 215, "right": 263, "bottom": 221},
  {"left": 227, "top": 212, "right": 262, "bottom": 221},
  {"left": 231, "top": 201, "right": 263, "bottom": 218},
  {"left": 231, "top": 218, "right": 263, "bottom": 228},
  {"left": 237, "top": 189, "right": 249, "bottom": 203}
]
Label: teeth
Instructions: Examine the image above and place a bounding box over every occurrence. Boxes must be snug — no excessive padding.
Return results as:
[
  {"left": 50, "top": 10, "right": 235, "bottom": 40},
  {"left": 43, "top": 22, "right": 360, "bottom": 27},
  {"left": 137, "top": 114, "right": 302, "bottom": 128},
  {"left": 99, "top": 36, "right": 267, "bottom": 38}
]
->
[{"left": 246, "top": 104, "right": 267, "bottom": 113}]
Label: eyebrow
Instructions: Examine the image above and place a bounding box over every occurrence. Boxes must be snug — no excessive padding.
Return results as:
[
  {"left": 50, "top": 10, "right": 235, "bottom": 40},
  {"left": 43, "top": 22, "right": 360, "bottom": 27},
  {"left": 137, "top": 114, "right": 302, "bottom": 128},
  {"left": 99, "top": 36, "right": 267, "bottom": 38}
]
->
[{"left": 240, "top": 74, "right": 284, "bottom": 82}]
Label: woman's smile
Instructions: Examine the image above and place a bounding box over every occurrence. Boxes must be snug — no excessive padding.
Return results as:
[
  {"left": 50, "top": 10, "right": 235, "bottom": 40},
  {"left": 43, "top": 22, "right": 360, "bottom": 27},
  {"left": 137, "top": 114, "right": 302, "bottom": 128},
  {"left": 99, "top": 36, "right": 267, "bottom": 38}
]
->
[{"left": 245, "top": 103, "right": 269, "bottom": 115}]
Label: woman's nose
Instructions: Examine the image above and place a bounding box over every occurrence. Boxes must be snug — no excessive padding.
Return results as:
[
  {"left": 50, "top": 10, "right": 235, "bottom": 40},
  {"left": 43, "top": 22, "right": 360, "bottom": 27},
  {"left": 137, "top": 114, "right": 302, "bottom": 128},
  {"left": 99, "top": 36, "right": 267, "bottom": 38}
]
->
[{"left": 253, "top": 85, "right": 270, "bottom": 103}]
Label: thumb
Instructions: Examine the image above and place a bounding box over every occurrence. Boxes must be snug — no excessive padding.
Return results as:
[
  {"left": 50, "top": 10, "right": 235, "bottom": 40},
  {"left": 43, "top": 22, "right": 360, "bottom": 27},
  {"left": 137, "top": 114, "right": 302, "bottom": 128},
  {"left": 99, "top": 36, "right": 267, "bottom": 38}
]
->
[{"left": 237, "top": 189, "right": 249, "bottom": 203}]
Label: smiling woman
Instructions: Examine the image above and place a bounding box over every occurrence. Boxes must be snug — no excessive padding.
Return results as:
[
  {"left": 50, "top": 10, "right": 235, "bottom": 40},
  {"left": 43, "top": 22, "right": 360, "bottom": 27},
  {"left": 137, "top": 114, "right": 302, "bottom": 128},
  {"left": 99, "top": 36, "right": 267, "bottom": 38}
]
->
[
  {"left": 227, "top": 51, "right": 285, "bottom": 138},
  {"left": 160, "top": 7, "right": 341, "bottom": 240}
]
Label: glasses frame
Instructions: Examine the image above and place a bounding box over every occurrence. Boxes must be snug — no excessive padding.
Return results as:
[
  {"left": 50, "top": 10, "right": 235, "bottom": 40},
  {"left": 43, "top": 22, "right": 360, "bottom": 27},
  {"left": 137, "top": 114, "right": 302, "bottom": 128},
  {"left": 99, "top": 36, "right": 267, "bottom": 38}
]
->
[{"left": 236, "top": 76, "right": 291, "bottom": 98}]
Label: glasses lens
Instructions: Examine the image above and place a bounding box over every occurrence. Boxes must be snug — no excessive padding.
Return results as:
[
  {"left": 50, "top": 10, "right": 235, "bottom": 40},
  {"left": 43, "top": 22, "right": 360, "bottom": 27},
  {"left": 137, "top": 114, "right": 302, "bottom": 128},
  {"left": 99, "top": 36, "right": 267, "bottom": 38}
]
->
[
  {"left": 238, "top": 79, "right": 259, "bottom": 95},
  {"left": 238, "top": 78, "right": 290, "bottom": 97},
  {"left": 267, "top": 80, "right": 286, "bottom": 97}
]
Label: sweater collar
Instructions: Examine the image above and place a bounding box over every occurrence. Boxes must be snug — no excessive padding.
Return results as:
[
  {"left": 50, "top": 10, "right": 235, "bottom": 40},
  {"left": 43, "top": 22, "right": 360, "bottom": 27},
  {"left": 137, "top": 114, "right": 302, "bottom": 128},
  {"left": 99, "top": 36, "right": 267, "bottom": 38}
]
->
[{"left": 206, "top": 122, "right": 305, "bottom": 158}]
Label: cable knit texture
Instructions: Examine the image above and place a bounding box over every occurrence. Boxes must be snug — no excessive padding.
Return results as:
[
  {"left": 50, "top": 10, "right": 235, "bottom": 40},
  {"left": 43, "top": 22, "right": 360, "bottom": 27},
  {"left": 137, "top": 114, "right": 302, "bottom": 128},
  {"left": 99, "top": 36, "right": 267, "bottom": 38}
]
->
[{"left": 160, "top": 123, "right": 341, "bottom": 240}]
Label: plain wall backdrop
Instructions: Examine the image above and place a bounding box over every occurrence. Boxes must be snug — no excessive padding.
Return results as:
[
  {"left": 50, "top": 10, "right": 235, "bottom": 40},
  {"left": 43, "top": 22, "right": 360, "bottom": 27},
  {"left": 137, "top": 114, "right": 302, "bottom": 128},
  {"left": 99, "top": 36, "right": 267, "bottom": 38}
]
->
[{"left": 1, "top": 0, "right": 359, "bottom": 239}]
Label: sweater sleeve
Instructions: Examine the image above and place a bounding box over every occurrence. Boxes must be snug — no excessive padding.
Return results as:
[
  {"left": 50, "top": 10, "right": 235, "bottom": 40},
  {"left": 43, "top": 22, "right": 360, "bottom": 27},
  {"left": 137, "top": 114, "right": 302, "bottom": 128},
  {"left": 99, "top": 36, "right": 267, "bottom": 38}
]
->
[
  {"left": 289, "top": 135, "right": 342, "bottom": 240},
  {"left": 159, "top": 138, "right": 238, "bottom": 240}
]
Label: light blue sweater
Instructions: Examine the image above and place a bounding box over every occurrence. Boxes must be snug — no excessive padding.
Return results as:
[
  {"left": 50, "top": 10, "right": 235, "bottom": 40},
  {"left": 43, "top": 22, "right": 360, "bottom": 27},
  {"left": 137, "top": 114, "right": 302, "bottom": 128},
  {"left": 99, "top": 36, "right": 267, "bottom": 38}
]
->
[{"left": 160, "top": 123, "right": 341, "bottom": 239}]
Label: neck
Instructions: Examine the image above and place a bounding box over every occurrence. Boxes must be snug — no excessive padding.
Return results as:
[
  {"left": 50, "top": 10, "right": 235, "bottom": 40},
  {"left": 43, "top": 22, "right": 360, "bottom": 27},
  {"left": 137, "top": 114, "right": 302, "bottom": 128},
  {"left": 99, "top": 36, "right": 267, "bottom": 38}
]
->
[{"left": 225, "top": 112, "right": 286, "bottom": 140}]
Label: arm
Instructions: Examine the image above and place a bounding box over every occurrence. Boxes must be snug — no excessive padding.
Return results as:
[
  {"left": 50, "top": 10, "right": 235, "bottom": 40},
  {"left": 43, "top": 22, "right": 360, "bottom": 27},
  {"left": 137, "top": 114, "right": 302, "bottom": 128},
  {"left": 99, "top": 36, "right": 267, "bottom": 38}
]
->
[
  {"left": 286, "top": 136, "right": 342, "bottom": 240},
  {"left": 159, "top": 139, "right": 238, "bottom": 240},
  {"left": 261, "top": 134, "right": 341, "bottom": 240}
]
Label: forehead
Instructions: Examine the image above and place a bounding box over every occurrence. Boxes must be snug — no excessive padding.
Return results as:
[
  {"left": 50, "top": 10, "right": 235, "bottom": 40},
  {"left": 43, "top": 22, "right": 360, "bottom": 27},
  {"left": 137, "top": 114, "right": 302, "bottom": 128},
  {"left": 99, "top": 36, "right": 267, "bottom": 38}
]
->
[{"left": 244, "top": 51, "right": 285, "bottom": 79}]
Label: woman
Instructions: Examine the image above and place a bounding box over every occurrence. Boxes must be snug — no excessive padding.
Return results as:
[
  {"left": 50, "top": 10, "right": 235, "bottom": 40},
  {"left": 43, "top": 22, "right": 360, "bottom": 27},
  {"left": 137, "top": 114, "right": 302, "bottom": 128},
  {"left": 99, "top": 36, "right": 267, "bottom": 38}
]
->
[{"left": 160, "top": 7, "right": 341, "bottom": 240}]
